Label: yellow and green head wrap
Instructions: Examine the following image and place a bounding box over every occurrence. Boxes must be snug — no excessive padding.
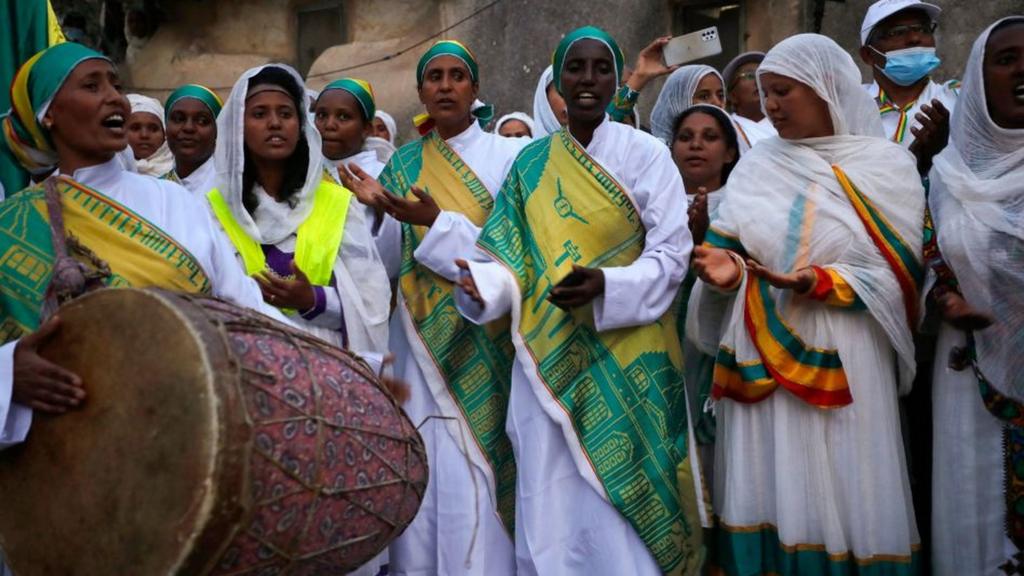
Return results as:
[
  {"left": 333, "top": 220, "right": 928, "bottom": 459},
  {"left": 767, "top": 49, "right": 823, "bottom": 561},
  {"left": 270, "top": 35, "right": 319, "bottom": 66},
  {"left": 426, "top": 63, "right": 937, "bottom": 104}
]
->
[
  {"left": 416, "top": 40, "right": 480, "bottom": 86},
  {"left": 318, "top": 78, "right": 376, "bottom": 122},
  {"left": 412, "top": 40, "right": 494, "bottom": 135},
  {"left": 1, "top": 42, "right": 109, "bottom": 175},
  {"left": 551, "top": 26, "right": 624, "bottom": 95},
  {"left": 164, "top": 83, "right": 223, "bottom": 121}
]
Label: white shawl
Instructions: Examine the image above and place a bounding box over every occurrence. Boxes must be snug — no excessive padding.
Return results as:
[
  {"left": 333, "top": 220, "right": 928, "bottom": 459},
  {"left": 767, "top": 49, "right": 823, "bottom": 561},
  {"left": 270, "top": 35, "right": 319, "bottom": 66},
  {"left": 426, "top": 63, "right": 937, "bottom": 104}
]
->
[
  {"left": 650, "top": 65, "right": 722, "bottom": 145},
  {"left": 690, "top": 34, "right": 924, "bottom": 392},
  {"left": 929, "top": 16, "right": 1024, "bottom": 401}
]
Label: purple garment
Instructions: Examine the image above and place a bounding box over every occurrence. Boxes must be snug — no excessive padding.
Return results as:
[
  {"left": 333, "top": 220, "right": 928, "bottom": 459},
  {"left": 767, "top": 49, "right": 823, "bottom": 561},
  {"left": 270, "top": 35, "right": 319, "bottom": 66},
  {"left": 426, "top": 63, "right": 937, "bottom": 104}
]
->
[{"left": 262, "top": 244, "right": 347, "bottom": 345}]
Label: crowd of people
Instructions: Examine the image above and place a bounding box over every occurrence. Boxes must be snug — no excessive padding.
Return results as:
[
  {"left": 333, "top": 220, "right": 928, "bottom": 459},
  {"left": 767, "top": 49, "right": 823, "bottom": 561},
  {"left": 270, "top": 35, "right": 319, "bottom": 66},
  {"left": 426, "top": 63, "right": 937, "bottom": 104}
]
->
[{"left": 0, "top": 0, "right": 1022, "bottom": 574}]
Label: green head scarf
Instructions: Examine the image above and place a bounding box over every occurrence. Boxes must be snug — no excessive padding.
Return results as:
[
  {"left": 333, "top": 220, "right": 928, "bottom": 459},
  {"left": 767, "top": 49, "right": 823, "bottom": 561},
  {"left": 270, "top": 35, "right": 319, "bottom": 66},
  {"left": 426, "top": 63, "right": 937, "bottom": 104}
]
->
[
  {"left": 552, "top": 26, "right": 624, "bottom": 95},
  {"left": 318, "top": 78, "right": 376, "bottom": 122},
  {"left": 1, "top": 42, "right": 109, "bottom": 175},
  {"left": 416, "top": 40, "right": 480, "bottom": 86},
  {"left": 164, "top": 83, "right": 223, "bottom": 121},
  {"left": 413, "top": 40, "right": 494, "bottom": 134}
]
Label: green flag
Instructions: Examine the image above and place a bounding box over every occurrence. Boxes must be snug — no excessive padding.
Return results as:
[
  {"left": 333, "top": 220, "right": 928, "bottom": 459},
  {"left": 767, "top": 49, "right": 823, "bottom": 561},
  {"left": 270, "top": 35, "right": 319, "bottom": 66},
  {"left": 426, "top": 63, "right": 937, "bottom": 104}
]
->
[{"left": 0, "top": 0, "right": 64, "bottom": 196}]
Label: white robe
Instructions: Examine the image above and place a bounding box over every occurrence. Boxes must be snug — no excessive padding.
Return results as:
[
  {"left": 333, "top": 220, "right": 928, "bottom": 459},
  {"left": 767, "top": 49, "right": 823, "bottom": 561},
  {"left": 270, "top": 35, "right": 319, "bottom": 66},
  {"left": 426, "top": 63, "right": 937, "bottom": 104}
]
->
[
  {"left": 931, "top": 324, "right": 1014, "bottom": 575},
  {"left": 324, "top": 149, "right": 388, "bottom": 238},
  {"left": 0, "top": 157, "right": 286, "bottom": 450},
  {"left": 380, "top": 121, "right": 527, "bottom": 576},
  {"left": 456, "top": 119, "right": 697, "bottom": 576},
  {"left": 865, "top": 79, "right": 959, "bottom": 148},
  {"left": 174, "top": 156, "right": 217, "bottom": 198},
  {"left": 325, "top": 149, "right": 387, "bottom": 181},
  {"left": 731, "top": 113, "right": 777, "bottom": 152}
]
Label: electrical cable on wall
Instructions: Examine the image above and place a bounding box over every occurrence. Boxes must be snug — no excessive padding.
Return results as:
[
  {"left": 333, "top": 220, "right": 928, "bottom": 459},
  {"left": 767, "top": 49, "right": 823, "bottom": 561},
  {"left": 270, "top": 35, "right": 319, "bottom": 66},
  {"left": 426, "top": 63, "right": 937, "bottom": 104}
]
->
[{"left": 124, "top": 0, "right": 503, "bottom": 92}]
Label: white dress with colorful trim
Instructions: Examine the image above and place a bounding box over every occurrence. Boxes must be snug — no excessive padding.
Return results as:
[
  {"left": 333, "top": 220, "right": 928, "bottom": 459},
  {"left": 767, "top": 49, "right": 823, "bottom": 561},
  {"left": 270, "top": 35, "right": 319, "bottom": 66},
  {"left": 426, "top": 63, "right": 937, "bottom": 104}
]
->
[{"left": 687, "top": 134, "right": 924, "bottom": 575}]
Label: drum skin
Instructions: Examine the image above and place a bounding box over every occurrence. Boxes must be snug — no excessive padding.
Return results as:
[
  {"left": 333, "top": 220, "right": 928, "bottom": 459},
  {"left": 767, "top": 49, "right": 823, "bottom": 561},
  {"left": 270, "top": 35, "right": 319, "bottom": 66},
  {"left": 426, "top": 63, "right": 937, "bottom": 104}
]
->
[{"left": 0, "top": 288, "right": 427, "bottom": 575}]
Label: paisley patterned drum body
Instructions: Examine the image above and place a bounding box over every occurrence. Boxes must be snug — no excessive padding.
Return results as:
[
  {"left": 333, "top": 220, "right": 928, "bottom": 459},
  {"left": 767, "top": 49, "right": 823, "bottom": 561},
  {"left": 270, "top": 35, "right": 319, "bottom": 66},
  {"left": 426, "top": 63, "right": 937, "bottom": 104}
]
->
[{"left": 0, "top": 288, "right": 427, "bottom": 575}]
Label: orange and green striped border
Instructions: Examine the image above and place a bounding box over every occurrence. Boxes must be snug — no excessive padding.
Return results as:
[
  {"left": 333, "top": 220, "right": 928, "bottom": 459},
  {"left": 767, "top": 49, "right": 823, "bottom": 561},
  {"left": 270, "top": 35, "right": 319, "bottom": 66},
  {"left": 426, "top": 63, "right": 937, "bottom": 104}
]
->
[
  {"left": 832, "top": 165, "right": 921, "bottom": 328},
  {"left": 712, "top": 346, "right": 776, "bottom": 403},
  {"left": 743, "top": 275, "right": 851, "bottom": 407}
]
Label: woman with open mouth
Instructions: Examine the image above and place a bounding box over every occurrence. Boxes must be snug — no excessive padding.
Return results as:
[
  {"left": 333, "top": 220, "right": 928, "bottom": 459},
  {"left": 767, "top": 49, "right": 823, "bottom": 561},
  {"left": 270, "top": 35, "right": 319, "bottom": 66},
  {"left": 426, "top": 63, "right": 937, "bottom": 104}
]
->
[
  {"left": 0, "top": 42, "right": 286, "bottom": 449},
  {"left": 454, "top": 25, "right": 706, "bottom": 576},
  {"left": 928, "top": 16, "right": 1024, "bottom": 576},
  {"left": 162, "top": 83, "right": 222, "bottom": 198},
  {"left": 206, "top": 64, "right": 390, "bottom": 366},
  {"left": 337, "top": 38, "right": 530, "bottom": 576}
]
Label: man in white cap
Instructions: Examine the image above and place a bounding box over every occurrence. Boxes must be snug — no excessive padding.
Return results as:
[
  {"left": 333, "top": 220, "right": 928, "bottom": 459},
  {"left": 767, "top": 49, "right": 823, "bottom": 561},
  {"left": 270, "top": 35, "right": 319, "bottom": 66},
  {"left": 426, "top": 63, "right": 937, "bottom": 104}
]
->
[{"left": 859, "top": 0, "right": 958, "bottom": 175}]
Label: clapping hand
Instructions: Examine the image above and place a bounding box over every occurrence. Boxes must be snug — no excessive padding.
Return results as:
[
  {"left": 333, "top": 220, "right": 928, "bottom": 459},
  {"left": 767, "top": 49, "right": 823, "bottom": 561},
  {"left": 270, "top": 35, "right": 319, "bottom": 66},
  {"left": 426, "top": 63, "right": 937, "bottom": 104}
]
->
[
  {"left": 380, "top": 186, "right": 440, "bottom": 227},
  {"left": 692, "top": 246, "right": 743, "bottom": 289},
  {"left": 909, "top": 99, "right": 951, "bottom": 175},
  {"left": 746, "top": 261, "right": 816, "bottom": 293},
  {"left": 256, "top": 260, "right": 316, "bottom": 311}
]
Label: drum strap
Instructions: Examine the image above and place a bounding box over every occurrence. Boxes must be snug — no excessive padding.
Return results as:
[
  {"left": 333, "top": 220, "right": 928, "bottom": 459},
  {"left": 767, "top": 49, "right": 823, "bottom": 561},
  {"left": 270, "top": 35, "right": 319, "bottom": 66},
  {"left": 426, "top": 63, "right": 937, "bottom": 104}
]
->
[
  {"left": 206, "top": 179, "right": 352, "bottom": 287},
  {"left": 40, "top": 176, "right": 112, "bottom": 320}
]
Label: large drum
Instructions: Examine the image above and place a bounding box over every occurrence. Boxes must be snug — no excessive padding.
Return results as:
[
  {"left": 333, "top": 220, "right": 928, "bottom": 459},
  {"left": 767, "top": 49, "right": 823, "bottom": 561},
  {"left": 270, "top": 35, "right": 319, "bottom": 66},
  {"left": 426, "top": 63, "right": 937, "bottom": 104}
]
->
[{"left": 0, "top": 288, "right": 427, "bottom": 575}]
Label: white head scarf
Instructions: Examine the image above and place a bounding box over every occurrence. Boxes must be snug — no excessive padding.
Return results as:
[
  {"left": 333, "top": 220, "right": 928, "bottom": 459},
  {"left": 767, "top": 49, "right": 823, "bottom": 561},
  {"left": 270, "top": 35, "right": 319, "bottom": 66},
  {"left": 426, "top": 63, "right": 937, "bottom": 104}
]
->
[
  {"left": 373, "top": 110, "right": 397, "bottom": 145},
  {"left": 494, "top": 111, "right": 536, "bottom": 138},
  {"left": 364, "top": 136, "right": 396, "bottom": 164},
  {"left": 304, "top": 87, "right": 319, "bottom": 125},
  {"left": 757, "top": 34, "right": 884, "bottom": 139},
  {"left": 690, "top": 34, "right": 924, "bottom": 392},
  {"left": 213, "top": 63, "right": 323, "bottom": 245},
  {"left": 532, "top": 65, "right": 562, "bottom": 137},
  {"left": 650, "top": 65, "right": 723, "bottom": 144},
  {"left": 929, "top": 16, "right": 1024, "bottom": 402},
  {"left": 946, "top": 18, "right": 1024, "bottom": 179},
  {"left": 126, "top": 93, "right": 174, "bottom": 177}
]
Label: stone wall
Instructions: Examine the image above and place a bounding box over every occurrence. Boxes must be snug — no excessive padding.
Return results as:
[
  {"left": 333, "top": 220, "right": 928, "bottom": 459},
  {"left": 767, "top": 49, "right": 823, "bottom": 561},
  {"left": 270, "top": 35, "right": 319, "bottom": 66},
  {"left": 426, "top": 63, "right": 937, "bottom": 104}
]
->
[
  {"left": 309, "top": 0, "right": 679, "bottom": 141},
  {"left": 122, "top": 0, "right": 296, "bottom": 102},
  {"left": 121, "top": 0, "right": 1022, "bottom": 143}
]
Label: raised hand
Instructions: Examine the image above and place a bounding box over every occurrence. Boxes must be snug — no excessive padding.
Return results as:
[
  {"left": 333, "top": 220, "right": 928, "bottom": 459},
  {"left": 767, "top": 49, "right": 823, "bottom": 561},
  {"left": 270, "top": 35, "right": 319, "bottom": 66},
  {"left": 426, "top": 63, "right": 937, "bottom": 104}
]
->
[
  {"left": 687, "top": 187, "right": 710, "bottom": 246},
  {"left": 339, "top": 163, "right": 389, "bottom": 208},
  {"left": 12, "top": 315, "right": 85, "bottom": 414},
  {"left": 628, "top": 36, "right": 679, "bottom": 92},
  {"left": 256, "top": 260, "right": 316, "bottom": 311},
  {"left": 908, "top": 99, "right": 950, "bottom": 175},
  {"left": 381, "top": 185, "right": 441, "bottom": 227}
]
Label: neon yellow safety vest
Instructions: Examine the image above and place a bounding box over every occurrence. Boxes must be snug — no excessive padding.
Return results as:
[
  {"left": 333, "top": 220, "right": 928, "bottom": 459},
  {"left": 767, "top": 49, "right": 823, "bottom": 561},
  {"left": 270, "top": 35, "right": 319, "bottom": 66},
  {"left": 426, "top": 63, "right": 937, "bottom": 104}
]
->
[{"left": 206, "top": 179, "right": 352, "bottom": 287}]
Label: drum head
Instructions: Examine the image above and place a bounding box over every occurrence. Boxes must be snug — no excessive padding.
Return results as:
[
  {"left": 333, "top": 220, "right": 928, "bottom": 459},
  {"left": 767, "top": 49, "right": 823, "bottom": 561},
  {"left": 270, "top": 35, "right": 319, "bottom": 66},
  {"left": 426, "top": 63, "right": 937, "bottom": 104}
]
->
[{"left": 0, "top": 289, "right": 231, "bottom": 575}]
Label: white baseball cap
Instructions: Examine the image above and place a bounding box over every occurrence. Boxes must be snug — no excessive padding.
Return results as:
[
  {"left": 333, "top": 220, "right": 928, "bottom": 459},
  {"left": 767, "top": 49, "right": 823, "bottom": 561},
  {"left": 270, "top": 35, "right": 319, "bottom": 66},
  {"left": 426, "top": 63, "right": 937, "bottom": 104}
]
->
[{"left": 860, "top": 0, "right": 942, "bottom": 45}]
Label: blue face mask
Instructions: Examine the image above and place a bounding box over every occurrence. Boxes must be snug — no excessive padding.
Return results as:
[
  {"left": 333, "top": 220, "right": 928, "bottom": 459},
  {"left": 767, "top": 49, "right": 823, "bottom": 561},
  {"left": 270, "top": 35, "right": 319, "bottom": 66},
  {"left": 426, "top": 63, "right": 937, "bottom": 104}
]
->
[{"left": 873, "top": 46, "right": 941, "bottom": 86}]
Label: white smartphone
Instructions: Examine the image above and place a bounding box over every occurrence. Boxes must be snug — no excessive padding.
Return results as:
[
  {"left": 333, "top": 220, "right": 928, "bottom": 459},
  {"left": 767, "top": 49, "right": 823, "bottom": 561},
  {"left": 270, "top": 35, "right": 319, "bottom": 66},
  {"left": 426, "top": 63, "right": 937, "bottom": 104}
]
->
[{"left": 663, "top": 27, "right": 723, "bottom": 67}]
